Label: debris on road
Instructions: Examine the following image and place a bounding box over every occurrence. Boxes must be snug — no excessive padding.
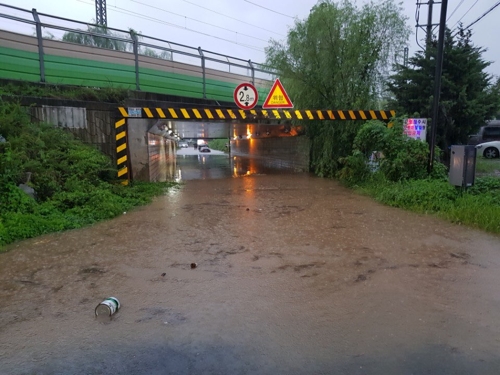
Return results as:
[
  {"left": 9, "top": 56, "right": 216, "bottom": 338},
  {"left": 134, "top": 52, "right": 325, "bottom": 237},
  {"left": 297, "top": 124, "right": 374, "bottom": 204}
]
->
[{"left": 95, "top": 297, "right": 120, "bottom": 317}]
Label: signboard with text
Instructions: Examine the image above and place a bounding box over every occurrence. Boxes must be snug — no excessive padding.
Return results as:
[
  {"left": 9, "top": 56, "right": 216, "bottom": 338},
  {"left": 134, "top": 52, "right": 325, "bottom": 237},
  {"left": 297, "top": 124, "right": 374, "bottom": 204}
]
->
[
  {"left": 404, "top": 118, "right": 427, "bottom": 141},
  {"left": 262, "top": 78, "right": 293, "bottom": 109}
]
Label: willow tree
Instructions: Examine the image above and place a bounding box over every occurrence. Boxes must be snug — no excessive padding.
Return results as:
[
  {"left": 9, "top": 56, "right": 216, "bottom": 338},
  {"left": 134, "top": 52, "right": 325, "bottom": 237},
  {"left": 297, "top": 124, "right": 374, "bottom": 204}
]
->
[
  {"left": 62, "top": 25, "right": 130, "bottom": 51},
  {"left": 265, "top": 0, "right": 410, "bottom": 177},
  {"left": 63, "top": 26, "right": 171, "bottom": 60}
]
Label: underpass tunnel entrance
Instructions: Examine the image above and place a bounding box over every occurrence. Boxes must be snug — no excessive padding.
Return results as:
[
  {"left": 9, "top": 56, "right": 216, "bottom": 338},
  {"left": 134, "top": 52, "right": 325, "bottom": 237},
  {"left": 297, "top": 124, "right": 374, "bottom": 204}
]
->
[
  {"left": 117, "top": 106, "right": 395, "bottom": 183},
  {"left": 125, "top": 118, "right": 310, "bottom": 182}
]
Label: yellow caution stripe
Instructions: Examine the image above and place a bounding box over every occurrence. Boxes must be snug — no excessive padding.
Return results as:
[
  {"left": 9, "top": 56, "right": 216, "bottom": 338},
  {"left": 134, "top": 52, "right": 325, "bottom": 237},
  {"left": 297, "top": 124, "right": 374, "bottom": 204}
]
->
[{"left": 118, "top": 107, "right": 395, "bottom": 121}]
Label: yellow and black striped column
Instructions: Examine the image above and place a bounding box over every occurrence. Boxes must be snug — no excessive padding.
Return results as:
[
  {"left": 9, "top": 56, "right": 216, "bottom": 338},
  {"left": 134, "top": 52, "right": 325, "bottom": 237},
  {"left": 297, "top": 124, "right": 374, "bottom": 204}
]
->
[{"left": 115, "top": 118, "right": 128, "bottom": 185}]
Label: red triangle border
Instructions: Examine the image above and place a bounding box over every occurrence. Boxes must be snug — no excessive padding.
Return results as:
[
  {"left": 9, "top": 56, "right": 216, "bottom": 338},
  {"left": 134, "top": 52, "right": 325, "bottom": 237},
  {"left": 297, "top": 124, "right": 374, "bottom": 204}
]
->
[{"left": 262, "top": 78, "right": 294, "bottom": 109}]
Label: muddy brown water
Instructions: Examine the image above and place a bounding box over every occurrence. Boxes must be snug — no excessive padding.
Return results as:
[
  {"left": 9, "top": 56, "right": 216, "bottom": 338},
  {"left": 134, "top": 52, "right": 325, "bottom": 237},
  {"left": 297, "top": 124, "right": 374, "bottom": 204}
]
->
[{"left": 1, "top": 173, "right": 500, "bottom": 374}]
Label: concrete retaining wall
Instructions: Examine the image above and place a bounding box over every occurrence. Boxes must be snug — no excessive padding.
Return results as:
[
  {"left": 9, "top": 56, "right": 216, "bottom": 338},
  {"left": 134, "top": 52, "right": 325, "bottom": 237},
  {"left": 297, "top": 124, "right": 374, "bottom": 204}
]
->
[{"left": 231, "top": 136, "right": 310, "bottom": 172}]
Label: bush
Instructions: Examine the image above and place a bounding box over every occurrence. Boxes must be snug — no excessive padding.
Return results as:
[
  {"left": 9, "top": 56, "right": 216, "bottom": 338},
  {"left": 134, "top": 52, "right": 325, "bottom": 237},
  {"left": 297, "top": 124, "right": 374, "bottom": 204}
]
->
[
  {"left": 338, "top": 119, "right": 447, "bottom": 184},
  {"left": 337, "top": 151, "right": 370, "bottom": 186},
  {"left": 353, "top": 120, "right": 388, "bottom": 157},
  {"left": 208, "top": 138, "right": 229, "bottom": 152},
  {"left": 0, "top": 101, "right": 178, "bottom": 250}
]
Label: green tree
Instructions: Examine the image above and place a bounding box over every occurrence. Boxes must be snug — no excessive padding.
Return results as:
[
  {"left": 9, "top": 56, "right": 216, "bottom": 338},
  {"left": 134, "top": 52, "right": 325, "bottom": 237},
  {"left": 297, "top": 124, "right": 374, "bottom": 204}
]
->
[
  {"left": 62, "top": 25, "right": 130, "bottom": 51},
  {"left": 387, "top": 27, "right": 500, "bottom": 153},
  {"left": 63, "top": 25, "right": 171, "bottom": 60},
  {"left": 265, "top": 0, "right": 410, "bottom": 177}
]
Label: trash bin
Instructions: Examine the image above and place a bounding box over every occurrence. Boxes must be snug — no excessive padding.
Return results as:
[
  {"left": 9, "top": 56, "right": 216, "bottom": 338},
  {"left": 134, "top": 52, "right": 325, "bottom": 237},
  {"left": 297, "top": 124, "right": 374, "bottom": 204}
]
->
[{"left": 449, "top": 145, "right": 476, "bottom": 188}]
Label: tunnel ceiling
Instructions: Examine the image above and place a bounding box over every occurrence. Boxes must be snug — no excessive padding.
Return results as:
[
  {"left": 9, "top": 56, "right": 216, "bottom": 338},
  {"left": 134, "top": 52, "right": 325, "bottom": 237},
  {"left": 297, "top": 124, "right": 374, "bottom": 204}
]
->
[{"left": 156, "top": 120, "right": 295, "bottom": 140}]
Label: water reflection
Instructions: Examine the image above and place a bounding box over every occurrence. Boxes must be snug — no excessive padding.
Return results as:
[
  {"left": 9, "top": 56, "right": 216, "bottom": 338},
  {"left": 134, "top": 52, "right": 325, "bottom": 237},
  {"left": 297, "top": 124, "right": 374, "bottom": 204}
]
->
[
  {"left": 171, "top": 155, "right": 307, "bottom": 181},
  {"left": 148, "top": 134, "right": 176, "bottom": 182}
]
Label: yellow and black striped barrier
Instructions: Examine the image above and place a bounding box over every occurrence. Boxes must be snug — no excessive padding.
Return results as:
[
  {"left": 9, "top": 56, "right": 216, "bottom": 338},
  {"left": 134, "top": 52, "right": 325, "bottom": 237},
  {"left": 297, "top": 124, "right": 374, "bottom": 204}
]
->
[
  {"left": 115, "top": 118, "right": 128, "bottom": 185},
  {"left": 118, "top": 107, "right": 395, "bottom": 121},
  {"left": 115, "top": 106, "right": 396, "bottom": 182}
]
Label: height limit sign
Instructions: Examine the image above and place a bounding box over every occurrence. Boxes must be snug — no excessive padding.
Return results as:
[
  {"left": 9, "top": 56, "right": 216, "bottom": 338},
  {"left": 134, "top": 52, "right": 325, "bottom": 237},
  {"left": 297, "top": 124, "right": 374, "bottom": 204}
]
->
[{"left": 234, "top": 83, "right": 258, "bottom": 110}]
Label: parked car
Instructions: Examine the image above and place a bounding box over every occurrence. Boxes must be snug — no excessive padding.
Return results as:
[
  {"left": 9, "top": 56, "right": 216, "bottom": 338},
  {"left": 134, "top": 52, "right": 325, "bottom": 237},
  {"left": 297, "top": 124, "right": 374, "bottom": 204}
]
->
[
  {"left": 199, "top": 145, "right": 211, "bottom": 153},
  {"left": 467, "top": 120, "right": 500, "bottom": 145},
  {"left": 475, "top": 141, "right": 500, "bottom": 159},
  {"left": 178, "top": 142, "right": 188, "bottom": 148}
]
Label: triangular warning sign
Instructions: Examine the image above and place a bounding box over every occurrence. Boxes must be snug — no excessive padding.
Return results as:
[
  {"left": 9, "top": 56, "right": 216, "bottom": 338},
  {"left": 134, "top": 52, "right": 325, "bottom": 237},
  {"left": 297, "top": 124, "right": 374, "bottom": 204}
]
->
[{"left": 262, "top": 78, "right": 294, "bottom": 109}]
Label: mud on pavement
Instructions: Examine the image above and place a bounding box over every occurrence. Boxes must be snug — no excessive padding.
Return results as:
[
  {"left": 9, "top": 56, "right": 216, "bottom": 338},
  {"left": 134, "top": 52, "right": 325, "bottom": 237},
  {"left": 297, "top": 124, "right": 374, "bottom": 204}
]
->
[{"left": 1, "top": 174, "right": 500, "bottom": 374}]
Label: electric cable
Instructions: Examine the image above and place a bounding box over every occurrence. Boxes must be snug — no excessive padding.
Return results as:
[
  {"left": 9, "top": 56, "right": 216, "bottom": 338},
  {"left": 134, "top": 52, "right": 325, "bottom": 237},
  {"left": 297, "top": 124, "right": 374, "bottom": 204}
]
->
[
  {"left": 462, "top": 1, "right": 500, "bottom": 30},
  {"left": 75, "top": 0, "right": 266, "bottom": 52},
  {"left": 130, "top": 0, "right": 269, "bottom": 43},
  {"left": 415, "top": 0, "right": 424, "bottom": 50},
  {"left": 451, "top": 0, "right": 479, "bottom": 29},
  {"left": 243, "top": 0, "right": 294, "bottom": 19},
  {"left": 447, "top": 0, "right": 466, "bottom": 21},
  {"left": 181, "top": 0, "right": 286, "bottom": 37}
]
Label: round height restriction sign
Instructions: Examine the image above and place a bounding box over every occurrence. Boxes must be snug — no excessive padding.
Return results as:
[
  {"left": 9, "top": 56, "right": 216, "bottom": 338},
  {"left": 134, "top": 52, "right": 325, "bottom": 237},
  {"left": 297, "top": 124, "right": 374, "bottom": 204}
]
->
[{"left": 234, "top": 83, "right": 258, "bottom": 110}]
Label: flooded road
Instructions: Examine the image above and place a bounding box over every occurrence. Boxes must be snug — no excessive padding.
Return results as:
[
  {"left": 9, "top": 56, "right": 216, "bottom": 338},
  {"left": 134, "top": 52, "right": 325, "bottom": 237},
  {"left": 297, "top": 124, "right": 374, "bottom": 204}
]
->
[{"left": 1, "top": 173, "right": 500, "bottom": 374}]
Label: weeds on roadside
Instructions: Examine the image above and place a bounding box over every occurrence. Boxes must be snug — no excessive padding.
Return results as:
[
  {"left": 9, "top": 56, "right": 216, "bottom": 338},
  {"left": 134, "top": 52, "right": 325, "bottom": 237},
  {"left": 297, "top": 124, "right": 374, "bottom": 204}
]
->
[
  {"left": 0, "top": 81, "right": 129, "bottom": 103},
  {"left": 338, "top": 119, "right": 500, "bottom": 235},
  {"left": 0, "top": 101, "right": 177, "bottom": 250}
]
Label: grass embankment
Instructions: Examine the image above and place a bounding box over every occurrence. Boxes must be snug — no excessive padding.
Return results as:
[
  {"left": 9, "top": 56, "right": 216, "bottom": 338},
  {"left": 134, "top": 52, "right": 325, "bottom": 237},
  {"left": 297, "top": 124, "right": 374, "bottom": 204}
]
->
[
  {"left": 0, "top": 101, "right": 177, "bottom": 250},
  {"left": 475, "top": 157, "right": 500, "bottom": 175},
  {"left": 338, "top": 120, "right": 500, "bottom": 235},
  {"left": 0, "top": 81, "right": 129, "bottom": 103},
  {"left": 355, "top": 174, "right": 500, "bottom": 234}
]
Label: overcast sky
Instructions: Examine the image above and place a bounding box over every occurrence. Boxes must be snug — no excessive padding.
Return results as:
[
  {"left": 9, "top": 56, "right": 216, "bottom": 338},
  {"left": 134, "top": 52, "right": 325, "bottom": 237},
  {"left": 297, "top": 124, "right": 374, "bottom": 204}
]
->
[{"left": 1, "top": 0, "right": 499, "bottom": 77}]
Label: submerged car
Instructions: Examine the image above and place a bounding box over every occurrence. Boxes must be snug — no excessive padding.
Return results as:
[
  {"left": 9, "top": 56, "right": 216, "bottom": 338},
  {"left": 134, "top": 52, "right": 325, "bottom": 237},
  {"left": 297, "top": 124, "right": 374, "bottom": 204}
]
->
[
  {"left": 475, "top": 141, "right": 500, "bottom": 159},
  {"left": 199, "top": 145, "right": 211, "bottom": 153}
]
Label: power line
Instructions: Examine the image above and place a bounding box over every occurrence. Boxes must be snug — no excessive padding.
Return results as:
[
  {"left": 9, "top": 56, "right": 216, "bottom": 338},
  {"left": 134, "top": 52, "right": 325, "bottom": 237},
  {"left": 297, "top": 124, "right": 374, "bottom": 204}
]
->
[
  {"left": 447, "top": 0, "right": 465, "bottom": 21},
  {"left": 243, "top": 0, "right": 294, "bottom": 19},
  {"left": 181, "top": 0, "right": 286, "bottom": 37},
  {"left": 130, "top": 0, "right": 269, "bottom": 43},
  {"left": 463, "top": 1, "right": 500, "bottom": 30},
  {"left": 415, "top": 0, "right": 425, "bottom": 50},
  {"left": 76, "top": 0, "right": 266, "bottom": 53},
  {"left": 451, "top": 0, "right": 479, "bottom": 29}
]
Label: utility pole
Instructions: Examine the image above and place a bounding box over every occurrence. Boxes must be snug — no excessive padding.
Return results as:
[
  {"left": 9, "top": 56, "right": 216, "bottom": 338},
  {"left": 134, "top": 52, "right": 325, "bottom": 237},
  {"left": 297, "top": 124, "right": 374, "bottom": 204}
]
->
[
  {"left": 428, "top": 0, "right": 448, "bottom": 173},
  {"left": 425, "top": 0, "right": 434, "bottom": 60},
  {"left": 95, "top": 0, "right": 107, "bottom": 27}
]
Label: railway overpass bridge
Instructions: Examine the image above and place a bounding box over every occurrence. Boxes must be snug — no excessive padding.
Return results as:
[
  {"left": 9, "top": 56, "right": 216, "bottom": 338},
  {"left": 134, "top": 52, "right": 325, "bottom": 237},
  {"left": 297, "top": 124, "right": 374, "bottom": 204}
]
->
[{"left": 0, "top": 4, "right": 394, "bottom": 182}]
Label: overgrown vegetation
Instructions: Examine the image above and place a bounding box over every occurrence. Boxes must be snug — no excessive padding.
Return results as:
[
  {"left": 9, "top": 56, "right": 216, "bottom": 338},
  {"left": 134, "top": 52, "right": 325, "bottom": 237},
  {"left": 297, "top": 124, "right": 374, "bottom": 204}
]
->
[
  {"left": 0, "top": 101, "right": 177, "bottom": 250},
  {"left": 0, "top": 81, "right": 129, "bottom": 103},
  {"left": 265, "top": 0, "right": 410, "bottom": 177},
  {"left": 475, "top": 158, "right": 500, "bottom": 175},
  {"left": 388, "top": 27, "right": 500, "bottom": 154},
  {"left": 207, "top": 138, "right": 229, "bottom": 152},
  {"left": 62, "top": 25, "right": 172, "bottom": 60},
  {"left": 263, "top": 0, "right": 500, "bottom": 235},
  {"left": 337, "top": 120, "right": 500, "bottom": 234}
]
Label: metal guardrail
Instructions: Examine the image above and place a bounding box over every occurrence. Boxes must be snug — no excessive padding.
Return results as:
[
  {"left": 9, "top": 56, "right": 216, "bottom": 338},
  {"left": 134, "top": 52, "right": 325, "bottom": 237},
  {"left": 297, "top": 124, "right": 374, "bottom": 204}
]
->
[{"left": 0, "top": 2, "right": 275, "bottom": 96}]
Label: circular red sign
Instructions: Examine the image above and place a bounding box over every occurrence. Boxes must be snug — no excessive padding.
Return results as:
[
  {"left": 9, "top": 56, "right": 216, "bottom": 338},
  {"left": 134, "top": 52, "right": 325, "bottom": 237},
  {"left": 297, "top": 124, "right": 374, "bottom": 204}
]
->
[{"left": 233, "top": 83, "right": 258, "bottom": 110}]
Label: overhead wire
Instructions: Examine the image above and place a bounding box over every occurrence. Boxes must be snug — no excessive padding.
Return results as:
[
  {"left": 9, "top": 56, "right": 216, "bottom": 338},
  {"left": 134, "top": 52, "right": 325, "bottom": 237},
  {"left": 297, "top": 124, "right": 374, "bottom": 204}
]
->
[
  {"left": 75, "top": 0, "right": 266, "bottom": 52},
  {"left": 181, "top": 0, "right": 286, "bottom": 37},
  {"left": 447, "top": 0, "right": 466, "bottom": 21},
  {"left": 414, "top": 0, "right": 424, "bottom": 50},
  {"left": 130, "top": 0, "right": 270, "bottom": 43},
  {"left": 462, "top": 1, "right": 500, "bottom": 30},
  {"left": 451, "top": 0, "right": 479, "bottom": 29},
  {"left": 243, "top": 0, "right": 294, "bottom": 19}
]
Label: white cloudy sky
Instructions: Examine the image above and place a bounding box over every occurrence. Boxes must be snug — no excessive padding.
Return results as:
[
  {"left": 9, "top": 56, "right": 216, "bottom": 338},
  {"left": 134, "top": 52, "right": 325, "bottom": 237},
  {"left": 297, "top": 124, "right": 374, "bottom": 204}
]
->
[{"left": 1, "top": 0, "right": 499, "bottom": 77}]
